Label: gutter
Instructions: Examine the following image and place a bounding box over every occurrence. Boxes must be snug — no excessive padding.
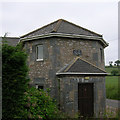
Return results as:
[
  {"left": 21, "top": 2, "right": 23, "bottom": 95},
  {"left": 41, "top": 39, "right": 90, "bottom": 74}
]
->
[
  {"left": 56, "top": 72, "right": 108, "bottom": 75},
  {"left": 20, "top": 33, "right": 108, "bottom": 47}
]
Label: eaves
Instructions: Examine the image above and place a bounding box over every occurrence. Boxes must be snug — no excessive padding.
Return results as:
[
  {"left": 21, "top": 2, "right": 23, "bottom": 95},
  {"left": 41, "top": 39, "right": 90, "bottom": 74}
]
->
[{"left": 20, "top": 33, "right": 109, "bottom": 48}]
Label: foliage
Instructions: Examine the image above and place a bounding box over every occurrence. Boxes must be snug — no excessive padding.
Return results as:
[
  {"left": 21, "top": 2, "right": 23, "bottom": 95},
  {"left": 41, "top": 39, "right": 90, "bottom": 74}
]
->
[
  {"left": 104, "top": 108, "right": 120, "bottom": 119},
  {"left": 109, "top": 61, "right": 113, "bottom": 67},
  {"left": 105, "top": 66, "right": 119, "bottom": 76},
  {"left": 2, "top": 42, "right": 69, "bottom": 119},
  {"left": 108, "top": 60, "right": 120, "bottom": 67},
  {"left": 111, "top": 70, "right": 119, "bottom": 76},
  {"left": 2, "top": 43, "right": 29, "bottom": 118},
  {"left": 115, "top": 60, "right": 120, "bottom": 66},
  {"left": 18, "top": 87, "right": 64, "bottom": 119}
]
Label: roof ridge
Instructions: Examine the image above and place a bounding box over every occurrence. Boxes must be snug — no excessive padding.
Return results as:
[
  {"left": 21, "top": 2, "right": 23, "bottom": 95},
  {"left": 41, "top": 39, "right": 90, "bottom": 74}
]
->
[
  {"left": 21, "top": 19, "right": 102, "bottom": 38},
  {"left": 52, "top": 19, "right": 63, "bottom": 32},
  {"left": 20, "top": 19, "right": 60, "bottom": 38},
  {"left": 65, "top": 57, "right": 106, "bottom": 73}
]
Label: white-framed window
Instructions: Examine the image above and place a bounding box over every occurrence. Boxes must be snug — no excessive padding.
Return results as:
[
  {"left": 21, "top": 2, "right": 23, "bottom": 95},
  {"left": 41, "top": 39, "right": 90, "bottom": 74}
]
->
[{"left": 36, "top": 45, "right": 43, "bottom": 61}]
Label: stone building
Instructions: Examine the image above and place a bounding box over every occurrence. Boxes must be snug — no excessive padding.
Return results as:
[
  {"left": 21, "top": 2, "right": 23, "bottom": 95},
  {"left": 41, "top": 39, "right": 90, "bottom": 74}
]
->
[{"left": 20, "top": 19, "right": 108, "bottom": 117}]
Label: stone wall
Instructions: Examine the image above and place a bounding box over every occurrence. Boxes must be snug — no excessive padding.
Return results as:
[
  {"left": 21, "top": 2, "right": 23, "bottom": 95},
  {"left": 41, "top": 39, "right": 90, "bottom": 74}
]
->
[
  {"left": 58, "top": 76, "right": 106, "bottom": 117},
  {"left": 23, "top": 37, "right": 106, "bottom": 116},
  {"left": 24, "top": 37, "right": 105, "bottom": 77},
  {"left": 106, "top": 99, "right": 120, "bottom": 118}
]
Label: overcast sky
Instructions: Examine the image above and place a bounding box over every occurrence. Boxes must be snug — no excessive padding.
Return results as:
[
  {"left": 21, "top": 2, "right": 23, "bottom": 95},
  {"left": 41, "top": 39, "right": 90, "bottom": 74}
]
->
[{"left": 0, "top": 0, "right": 119, "bottom": 65}]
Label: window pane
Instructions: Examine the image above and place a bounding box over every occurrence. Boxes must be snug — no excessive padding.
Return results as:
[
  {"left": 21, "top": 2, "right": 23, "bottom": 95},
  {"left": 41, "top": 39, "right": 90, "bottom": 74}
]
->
[{"left": 37, "top": 45, "right": 43, "bottom": 60}]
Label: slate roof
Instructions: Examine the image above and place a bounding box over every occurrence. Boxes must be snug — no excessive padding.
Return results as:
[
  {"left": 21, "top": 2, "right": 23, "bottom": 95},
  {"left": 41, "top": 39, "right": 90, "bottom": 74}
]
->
[
  {"left": 56, "top": 57, "right": 107, "bottom": 76},
  {"left": 21, "top": 19, "right": 108, "bottom": 47},
  {"left": 2, "top": 37, "right": 20, "bottom": 46},
  {"left": 21, "top": 19, "right": 102, "bottom": 38}
]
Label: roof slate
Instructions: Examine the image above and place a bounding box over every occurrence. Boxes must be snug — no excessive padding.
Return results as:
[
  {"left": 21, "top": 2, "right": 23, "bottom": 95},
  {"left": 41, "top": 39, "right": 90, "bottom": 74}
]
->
[
  {"left": 57, "top": 57, "right": 107, "bottom": 75},
  {"left": 21, "top": 19, "right": 102, "bottom": 38},
  {"left": 2, "top": 37, "right": 20, "bottom": 46}
]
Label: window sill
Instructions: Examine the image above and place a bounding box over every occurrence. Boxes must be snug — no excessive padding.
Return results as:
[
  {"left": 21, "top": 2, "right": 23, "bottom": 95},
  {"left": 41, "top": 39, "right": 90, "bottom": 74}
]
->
[{"left": 36, "top": 59, "right": 43, "bottom": 62}]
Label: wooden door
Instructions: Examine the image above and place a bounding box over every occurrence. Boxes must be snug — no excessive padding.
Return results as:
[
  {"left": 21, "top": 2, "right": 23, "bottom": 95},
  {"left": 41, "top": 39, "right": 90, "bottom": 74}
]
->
[{"left": 78, "top": 83, "right": 94, "bottom": 117}]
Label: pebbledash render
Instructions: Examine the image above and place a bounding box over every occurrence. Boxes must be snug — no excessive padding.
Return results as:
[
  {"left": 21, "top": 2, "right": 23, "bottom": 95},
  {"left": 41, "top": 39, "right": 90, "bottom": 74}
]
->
[{"left": 20, "top": 19, "right": 108, "bottom": 117}]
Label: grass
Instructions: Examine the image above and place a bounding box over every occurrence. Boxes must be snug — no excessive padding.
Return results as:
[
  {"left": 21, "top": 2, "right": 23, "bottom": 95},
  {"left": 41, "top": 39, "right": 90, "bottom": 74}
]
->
[
  {"left": 105, "top": 75, "right": 119, "bottom": 100},
  {"left": 105, "top": 66, "right": 119, "bottom": 100}
]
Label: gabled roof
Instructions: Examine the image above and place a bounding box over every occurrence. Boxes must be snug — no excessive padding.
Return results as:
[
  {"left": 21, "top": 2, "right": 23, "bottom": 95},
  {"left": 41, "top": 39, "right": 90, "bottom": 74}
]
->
[
  {"left": 56, "top": 57, "right": 107, "bottom": 76},
  {"left": 20, "top": 19, "right": 108, "bottom": 48},
  {"left": 1, "top": 37, "right": 20, "bottom": 46}
]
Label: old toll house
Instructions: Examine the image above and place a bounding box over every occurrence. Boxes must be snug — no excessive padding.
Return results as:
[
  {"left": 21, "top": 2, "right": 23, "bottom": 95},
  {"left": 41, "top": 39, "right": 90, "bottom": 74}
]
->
[{"left": 20, "top": 19, "right": 108, "bottom": 117}]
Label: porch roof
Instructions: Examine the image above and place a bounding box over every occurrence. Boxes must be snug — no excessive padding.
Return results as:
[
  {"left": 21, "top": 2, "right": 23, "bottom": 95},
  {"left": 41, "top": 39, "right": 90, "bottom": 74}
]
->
[{"left": 56, "top": 57, "right": 108, "bottom": 76}]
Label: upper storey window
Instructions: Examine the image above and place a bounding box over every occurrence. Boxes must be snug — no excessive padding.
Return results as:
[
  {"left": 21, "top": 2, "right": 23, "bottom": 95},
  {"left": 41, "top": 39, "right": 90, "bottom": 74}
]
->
[{"left": 36, "top": 45, "right": 43, "bottom": 61}]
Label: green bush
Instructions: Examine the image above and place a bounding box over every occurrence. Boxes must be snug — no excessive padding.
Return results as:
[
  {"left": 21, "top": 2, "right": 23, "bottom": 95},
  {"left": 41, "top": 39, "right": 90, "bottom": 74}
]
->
[
  {"left": 2, "top": 43, "right": 29, "bottom": 118},
  {"left": 2, "top": 43, "right": 67, "bottom": 119},
  {"left": 19, "top": 87, "right": 64, "bottom": 119}
]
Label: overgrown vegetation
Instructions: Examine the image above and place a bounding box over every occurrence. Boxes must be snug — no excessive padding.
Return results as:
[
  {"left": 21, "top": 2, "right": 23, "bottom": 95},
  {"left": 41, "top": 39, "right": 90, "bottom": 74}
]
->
[
  {"left": 18, "top": 87, "right": 65, "bottom": 119},
  {"left": 2, "top": 43, "right": 29, "bottom": 118},
  {"left": 2, "top": 42, "right": 68, "bottom": 119}
]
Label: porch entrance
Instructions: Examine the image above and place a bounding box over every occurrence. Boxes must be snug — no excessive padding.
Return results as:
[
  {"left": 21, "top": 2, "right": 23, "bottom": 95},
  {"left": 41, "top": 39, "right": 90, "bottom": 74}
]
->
[{"left": 78, "top": 83, "right": 94, "bottom": 117}]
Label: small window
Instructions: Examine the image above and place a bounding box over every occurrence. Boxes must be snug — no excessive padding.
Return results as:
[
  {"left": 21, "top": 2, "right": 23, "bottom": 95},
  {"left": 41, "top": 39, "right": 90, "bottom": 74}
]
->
[
  {"left": 35, "top": 84, "right": 44, "bottom": 90},
  {"left": 38, "top": 86, "right": 44, "bottom": 90},
  {"left": 36, "top": 45, "right": 43, "bottom": 61}
]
